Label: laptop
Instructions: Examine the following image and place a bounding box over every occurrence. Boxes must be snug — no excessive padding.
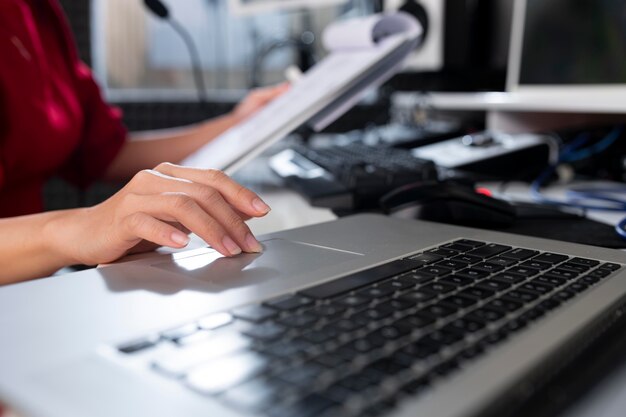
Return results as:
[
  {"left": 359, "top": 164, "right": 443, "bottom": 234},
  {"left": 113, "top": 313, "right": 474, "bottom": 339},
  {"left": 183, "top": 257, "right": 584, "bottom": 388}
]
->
[{"left": 0, "top": 213, "right": 624, "bottom": 417}]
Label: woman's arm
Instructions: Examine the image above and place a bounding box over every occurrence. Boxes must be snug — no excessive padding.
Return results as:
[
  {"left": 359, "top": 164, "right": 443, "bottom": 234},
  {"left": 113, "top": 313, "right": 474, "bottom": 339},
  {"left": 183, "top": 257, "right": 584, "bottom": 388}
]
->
[
  {"left": 0, "top": 164, "right": 271, "bottom": 285},
  {"left": 104, "top": 84, "right": 289, "bottom": 181}
]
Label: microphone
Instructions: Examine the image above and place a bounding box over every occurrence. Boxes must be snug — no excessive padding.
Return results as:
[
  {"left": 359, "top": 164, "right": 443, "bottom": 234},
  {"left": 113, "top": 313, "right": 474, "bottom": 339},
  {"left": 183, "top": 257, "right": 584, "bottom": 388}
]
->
[{"left": 143, "top": 0, "right": 208, "bottom": 103}]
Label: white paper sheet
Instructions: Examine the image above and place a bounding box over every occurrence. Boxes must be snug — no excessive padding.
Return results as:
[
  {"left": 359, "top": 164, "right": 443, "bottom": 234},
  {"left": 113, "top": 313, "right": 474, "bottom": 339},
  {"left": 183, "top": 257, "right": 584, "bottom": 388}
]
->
[{"left": 181, "top": 12, "right": 422, "bottom": 173}]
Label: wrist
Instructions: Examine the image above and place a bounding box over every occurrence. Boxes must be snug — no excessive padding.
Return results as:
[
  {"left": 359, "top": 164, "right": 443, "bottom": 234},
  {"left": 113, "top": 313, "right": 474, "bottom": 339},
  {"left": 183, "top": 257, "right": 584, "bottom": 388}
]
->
[{"left": 42, "top": 208, "right": 89, "bottom": 268}]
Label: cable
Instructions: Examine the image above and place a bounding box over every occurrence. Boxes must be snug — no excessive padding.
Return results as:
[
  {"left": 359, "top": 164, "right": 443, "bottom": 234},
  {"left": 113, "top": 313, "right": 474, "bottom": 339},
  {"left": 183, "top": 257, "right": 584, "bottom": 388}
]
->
[{"left": 530, "top": 126, "right": 626, "bottom": 240}]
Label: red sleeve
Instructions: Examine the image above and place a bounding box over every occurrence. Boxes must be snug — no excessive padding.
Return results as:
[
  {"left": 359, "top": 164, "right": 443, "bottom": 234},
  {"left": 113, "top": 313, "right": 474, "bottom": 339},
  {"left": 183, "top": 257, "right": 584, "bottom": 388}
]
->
[
  {"left": 47, "top": 0, "right": 127, "bottom": 188},
  {"left": 59, "top": 62, "right": 127, "bottom": 188}
]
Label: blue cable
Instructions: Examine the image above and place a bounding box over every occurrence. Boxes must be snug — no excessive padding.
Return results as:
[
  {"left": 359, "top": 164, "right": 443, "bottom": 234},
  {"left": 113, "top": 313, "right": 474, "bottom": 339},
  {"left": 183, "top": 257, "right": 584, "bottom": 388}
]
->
[{"left": 530, "top": 126, "right": 626, "bottom": 240}]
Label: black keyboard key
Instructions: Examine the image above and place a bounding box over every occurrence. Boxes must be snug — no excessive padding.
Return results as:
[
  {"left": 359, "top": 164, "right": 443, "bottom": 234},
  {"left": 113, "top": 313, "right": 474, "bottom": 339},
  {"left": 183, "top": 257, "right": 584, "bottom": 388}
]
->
[
  {"left": 388, "top": 277, "right": 419, "bottom": 291},
  {"left": 535, "top": 275, "right": 567, "bottom": 287},
  {"left": 441, "top": 294, "right": 479, "bottom": 309},
  {"left": 422, "top": 282, "right": 456, "bottom": 295},
  {"left": 300, "top": 259, "right": 425, "bottom": 299},
  {"left": 467, "top": 244, "right": 512, "bottom": 259},
  {"left": 275, "top": 364, "right": 324, "bottom": 387},
  {"left": 502, "top": 288, "right": 540, "bottom": 303},
  {"left": 580, "top": 275, "right": 601, "bottom": 286},
  {"left": 507, "top": 266, "right": 540, "bottom": 277},
  {"left": 538, "top": 298, "right": 561, "bottom": 312},
  {"left": 428, "top": 248, "right": 459, "bottom": 258},
  {"left": 420, "top": 303, "right": 457, "bottom": 318},
  {"left": 444, "top": 317, "right": 485, "bottom": 334},
  {"left": 460, "top": 286, "right": 495, "bottom": 300},
  {"left": 265, "top": 295, "right": 314, "bottom": 311},
  {"left": 551, "top": 289, "right": 576, "bottom": 303},
  {"left": 486, "top": 298, "right": 523, "bottom": 313},
  {"left": 399, "top": 290, "right": 437, "bottom": 304},
  {"left": 301, "top": 328, "right": 339, "bottom": 344},
  {"left": 442, "top": 243, "right": 474, "bottom": 252},
  {"left": 388, "top": 298, "right": 414, "bottom": 311},
  {"left": 492, "top": 272, "right": 526, "bottom": 285},
  {"left": 358, "top": 285, "right": 397, "bottom": 299},
  {"left": 394, "top": 313, "right": 436, "bottom": 330},
  {"left": 588, "top": 268, "right": 613, "bottom": 279},
  {"left": 451, "top": 254, "right": 482, "bottom": 265},
  {"left": 602, "top": 263, "right": 621, "bottom": 271},
  {"left": 421, "top": 329, "right": 463, "bottom": 348},
  {"left": 309, "top": 304, "right": 346, "bottom": 318},
  {"left": 455, "top": 268, "right": 490, "bottom": 280},
  {"left": 408, "top": 252, "right": 444, "bottom": 264},
  {"left": 337, "top": 294, "right": 370, "bottom": 307},
  {"left": 519, "top": 259, "right": 552, "bottom": 270},
  {"left": 435, "top": 259, "right": 470, "bottom": 270},
  {"left": 276, "top": 313, "right": 318, "bottom": 328},
  {"left": 440, "top": 275, "right": 473, "bottom": 287},
  {"left": 569, "top": 257, "right": 600, "bottom": 268},
  {"left": 421, "top": 265, "right": 453, "bottom": 277},
  {"left": 371, "top": 325, "right": 411, "bottom": 341},
  {"left": 241, "top": 323, "right": 287, "bottom": 341},
  {"left": 546, "top": 268, "right": 580, "bottom": 280},
  {"left": 403, "top": 270, "right": 436, "bottom": 284},
  {"left": 567, "top": 282, "right": 589, "bottom": 293},
  {"left": 487, "top": 257, "right": 518, "bottom": 268},
  {"left": 501, "top": 248, "right": 538, "bottom": 261},
  {"left": 468, "top": 307, "right": 505, "bottom": 322},
  {"left": 519, "top": 306, "right": 546, "bottom": 323},
  {"left": 328, "top": 318, "right": 363, "bottom": 333},
  {"left": 232, "top": 305, "right": 278, "bottom": 323},
  {"left": 559, "top": 262, "right": 590, "bottom": 274},
  {"left": 523, "top": 279, "right": 555, "bottom": 294},
  {"left": 532, "top": 253, "right": 569, "bottom": 264},
  {"left": 354, "top": 305, "right": 396, "bottom": 322},
  {"left": 338, "top": 368, "right": 382, "bottom": 391},
  {"left": 454, "top": 239, "right": 485, "bottom": 248},
  {"left": 473, "top": 262, "right": 505, "bottom": 274},
  {"left": 476, "top": 279, "right": 511, "bottom": 292}
]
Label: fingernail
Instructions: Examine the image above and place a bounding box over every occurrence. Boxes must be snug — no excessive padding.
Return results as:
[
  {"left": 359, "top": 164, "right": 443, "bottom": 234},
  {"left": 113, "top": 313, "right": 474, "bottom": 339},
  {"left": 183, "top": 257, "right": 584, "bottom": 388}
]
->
[
  {"left": 252, "top": 198, "right": 271, "bottom": 214},
  {"left": 171, "top": 232, "right": 190, "bottom": 246},
  {"left": 245, "top": 233, "right": 263, "bottom": 253},
  {"left": 222, "top": 236, "right": 242, "bottom": 255}
]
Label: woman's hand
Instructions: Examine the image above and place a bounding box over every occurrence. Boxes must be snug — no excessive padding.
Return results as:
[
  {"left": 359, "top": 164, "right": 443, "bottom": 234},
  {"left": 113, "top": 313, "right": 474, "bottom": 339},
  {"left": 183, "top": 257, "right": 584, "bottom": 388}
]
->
[
  {"left": 230, "top": 83, "right": 290, "bottom": 123},
  {"left": 46, "top": 163, "right": 271, "bottom": 267}
]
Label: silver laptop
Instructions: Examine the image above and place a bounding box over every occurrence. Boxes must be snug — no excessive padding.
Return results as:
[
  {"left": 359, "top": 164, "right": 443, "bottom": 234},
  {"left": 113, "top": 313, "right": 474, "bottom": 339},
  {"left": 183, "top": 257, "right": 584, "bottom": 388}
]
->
[{"left": 0, "top": 213, "right": 624, "bottom": 417}]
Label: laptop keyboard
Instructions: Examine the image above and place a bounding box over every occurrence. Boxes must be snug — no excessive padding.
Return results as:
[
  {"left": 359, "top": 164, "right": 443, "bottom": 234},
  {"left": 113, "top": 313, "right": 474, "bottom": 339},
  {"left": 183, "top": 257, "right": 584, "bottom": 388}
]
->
[{"left": 115, "top": 239, "right": 622, "bottom": 417}]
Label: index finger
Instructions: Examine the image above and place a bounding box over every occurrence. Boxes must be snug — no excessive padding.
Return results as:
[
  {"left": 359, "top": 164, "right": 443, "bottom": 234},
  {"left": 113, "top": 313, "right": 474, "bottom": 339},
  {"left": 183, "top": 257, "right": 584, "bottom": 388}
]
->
[{"left": 153, "top": 163, "right": 271, "bottom": 217}]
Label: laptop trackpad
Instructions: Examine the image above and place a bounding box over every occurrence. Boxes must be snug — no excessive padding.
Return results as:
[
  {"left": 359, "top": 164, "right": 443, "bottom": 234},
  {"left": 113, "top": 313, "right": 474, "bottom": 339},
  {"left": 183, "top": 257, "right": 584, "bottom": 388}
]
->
[{"left": 152, "top": 238, "right": 363, "bottom": 291}]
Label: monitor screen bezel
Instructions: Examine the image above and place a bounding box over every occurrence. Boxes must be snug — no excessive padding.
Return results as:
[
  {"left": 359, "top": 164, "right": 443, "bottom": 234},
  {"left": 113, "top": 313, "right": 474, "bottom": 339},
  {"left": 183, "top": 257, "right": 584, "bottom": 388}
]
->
[{"left": 506, "top": 0, "right": 626, "bottom": 95}]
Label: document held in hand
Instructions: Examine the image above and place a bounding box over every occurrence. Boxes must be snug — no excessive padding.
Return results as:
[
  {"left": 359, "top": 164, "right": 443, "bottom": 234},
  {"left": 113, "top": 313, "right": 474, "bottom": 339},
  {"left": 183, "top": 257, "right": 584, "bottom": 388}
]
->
[{"left": 182, "top": 12, "right": 423, "bottom": 173}]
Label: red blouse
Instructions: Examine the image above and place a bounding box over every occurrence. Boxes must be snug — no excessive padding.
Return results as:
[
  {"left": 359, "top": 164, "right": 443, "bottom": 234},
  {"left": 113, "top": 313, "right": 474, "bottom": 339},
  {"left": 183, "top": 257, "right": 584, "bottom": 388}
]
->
[{"left": 0, "top": 0, "right": 127, "bottom": 217}]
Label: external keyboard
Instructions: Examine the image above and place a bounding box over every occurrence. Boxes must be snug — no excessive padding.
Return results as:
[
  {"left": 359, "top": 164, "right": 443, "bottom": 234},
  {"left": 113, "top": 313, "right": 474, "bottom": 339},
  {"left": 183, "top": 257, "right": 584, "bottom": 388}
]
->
[
  {"left": 115, "top": 240, "right": 622, "bottom": 417},
  {"left": 269, "top": 142, "right": 438, "bottom": 210}
]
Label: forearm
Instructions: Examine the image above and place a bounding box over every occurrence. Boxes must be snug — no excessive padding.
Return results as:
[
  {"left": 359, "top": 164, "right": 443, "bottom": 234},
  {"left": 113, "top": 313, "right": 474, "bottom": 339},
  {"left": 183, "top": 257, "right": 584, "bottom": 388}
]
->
[
  {"left": 104, "top": 113, "right": 240, "bottom": 181},
  {"left": 0, "top": 210, "right": 82, "bottom": 284}
]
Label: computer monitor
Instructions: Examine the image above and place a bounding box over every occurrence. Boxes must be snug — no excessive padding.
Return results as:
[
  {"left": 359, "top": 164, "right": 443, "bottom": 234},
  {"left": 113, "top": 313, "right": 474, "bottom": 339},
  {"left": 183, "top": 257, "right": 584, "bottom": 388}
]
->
[
  {"left": 227, "top": 0, "right": 348, "bottom": 16},
  {"left": 507, "top": 0, "right": 626, "bottom": 95}
]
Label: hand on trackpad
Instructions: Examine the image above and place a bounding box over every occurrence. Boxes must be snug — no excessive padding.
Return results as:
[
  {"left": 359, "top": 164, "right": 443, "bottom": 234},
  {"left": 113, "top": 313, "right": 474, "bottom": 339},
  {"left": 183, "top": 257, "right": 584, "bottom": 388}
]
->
[{"left": 152, "top": 238, "right": 363, "bottom": 291}]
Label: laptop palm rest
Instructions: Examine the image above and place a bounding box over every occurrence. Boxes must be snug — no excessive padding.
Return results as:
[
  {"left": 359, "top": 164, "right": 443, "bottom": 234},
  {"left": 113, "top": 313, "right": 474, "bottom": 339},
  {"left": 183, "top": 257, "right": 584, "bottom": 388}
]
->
[{"left": 149, "top": 238, "right": 363, "bottom": 292}]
